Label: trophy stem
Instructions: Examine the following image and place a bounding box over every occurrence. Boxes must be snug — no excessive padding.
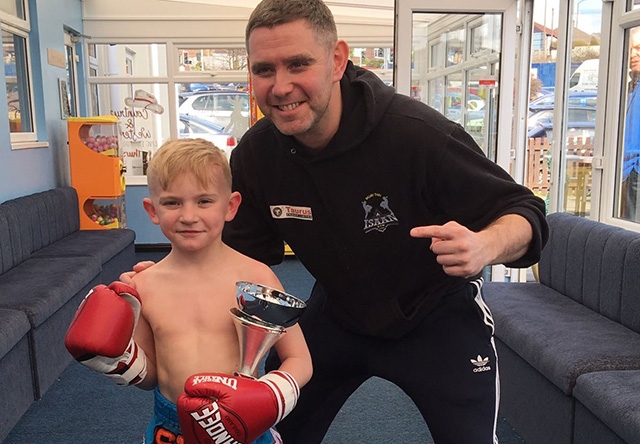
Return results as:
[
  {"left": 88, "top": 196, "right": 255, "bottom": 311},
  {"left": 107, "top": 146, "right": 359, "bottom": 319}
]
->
[{"left": 230, "top": 308, "right": 284, "bottom": 378}]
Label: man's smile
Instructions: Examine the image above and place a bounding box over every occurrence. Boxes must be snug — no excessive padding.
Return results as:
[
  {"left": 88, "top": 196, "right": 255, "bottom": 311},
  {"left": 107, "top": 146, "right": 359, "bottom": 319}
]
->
[{"left": 276, "top": 102, "right": 302, "bottom": 111}]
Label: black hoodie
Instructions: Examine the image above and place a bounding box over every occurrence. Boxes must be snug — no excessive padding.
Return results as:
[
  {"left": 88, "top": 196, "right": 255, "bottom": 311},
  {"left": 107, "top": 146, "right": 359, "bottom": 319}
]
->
[{"left": 223, "top": 61, "right": 548, "bottom": 338}]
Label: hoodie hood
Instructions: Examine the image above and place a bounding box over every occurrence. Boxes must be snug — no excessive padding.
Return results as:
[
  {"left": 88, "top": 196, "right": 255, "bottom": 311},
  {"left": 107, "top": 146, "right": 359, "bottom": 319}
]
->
[
  {"left": 271, "top": 61, "right": 397, "bottom": 160},
  {"left": 331, "top": 61, "right": 396, "bottom": 153}
]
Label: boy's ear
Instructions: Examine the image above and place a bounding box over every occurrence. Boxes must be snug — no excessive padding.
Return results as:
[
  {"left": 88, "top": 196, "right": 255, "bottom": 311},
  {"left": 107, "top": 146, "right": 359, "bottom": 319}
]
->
[
  {"left": 225, "top": 191, "right": 242, "bottom": 222},
  {"left": 143, "top": 197, "right": 161, "bottom": 225}
]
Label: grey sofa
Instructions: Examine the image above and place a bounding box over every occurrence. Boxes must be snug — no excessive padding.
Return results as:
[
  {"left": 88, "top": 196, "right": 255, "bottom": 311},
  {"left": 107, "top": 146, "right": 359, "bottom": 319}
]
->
[
  {"left": 484, "top": 212, "right": 640, "bottom": 444},
  {"left": 0, "top": 186, "right": 136, "bottom": 442}
]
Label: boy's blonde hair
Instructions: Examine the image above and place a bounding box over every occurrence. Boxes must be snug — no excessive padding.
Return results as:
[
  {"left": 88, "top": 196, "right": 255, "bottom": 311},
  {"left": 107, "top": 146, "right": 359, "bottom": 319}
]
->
[{"left": 146, "top": 138, "right": 232, "bottom": 194}]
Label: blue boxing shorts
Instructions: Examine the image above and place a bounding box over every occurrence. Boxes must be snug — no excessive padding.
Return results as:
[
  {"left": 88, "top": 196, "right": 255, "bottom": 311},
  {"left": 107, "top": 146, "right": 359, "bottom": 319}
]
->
[{"left": 143, "top": 387, "right": 283, "bottom": 444}]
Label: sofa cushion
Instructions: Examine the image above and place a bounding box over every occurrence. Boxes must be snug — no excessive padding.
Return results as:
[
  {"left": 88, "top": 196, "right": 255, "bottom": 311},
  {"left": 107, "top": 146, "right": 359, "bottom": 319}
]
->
[
  {"left": 484, "top": 281, "right": 640, "bottom": 394},
  {"left": 0, "top": 206, "right": 32, "bottom": 274},
  {"left": 538, "top": 212, "right": 640, "bottom": 333},
  {"left": 0, "top": 257, "right": 101, "bottom": 327},
  {"left": 0, "top": 309, "right": 33, "bottom": 442},
  {"left": 34, "top": 187, "right": 80, "bottom": 247},
  {"left": 574, "top": 370, "right": 640, "bottom": 444},
  {"left": 2, "top": 187, "right": 80, "bottom": 251},
  {"left": 31, "top": 229, "right": 135, "bottom": 265},
  {"left": 0, "top": 309, "right": 30, "bottom": 359}
]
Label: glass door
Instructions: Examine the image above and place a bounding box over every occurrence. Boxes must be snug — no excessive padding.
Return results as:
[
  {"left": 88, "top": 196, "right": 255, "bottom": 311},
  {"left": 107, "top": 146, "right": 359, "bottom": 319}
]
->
[{"left": 395, "top": 0, "right": 522, "bottom": 282}]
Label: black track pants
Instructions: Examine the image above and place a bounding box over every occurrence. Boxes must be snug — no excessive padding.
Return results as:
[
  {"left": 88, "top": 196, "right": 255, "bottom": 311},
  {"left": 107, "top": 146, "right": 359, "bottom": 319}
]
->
[{"left": 266, "top": 279, "right": 499, "bottom": 444}]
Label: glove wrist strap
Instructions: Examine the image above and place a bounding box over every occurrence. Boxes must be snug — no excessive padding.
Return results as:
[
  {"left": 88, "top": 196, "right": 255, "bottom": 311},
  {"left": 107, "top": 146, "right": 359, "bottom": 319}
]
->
[
  {"left": 259, "top": 371, "right": 300, "bottom": 422},
  {"left": 82, "top": 338, "right": 148, "bottom": 386}
]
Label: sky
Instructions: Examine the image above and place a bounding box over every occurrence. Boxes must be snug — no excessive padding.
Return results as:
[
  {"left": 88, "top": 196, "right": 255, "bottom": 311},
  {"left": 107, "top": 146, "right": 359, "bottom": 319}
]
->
[{"left": 533, "top": 0, "right": 603, "bottom": 35}]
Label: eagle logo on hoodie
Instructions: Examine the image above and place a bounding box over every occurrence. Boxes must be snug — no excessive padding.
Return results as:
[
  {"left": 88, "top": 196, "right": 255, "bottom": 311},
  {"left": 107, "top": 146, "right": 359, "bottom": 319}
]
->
[{"left": 362, "top": 193, "right": 399, "bottom": 233}]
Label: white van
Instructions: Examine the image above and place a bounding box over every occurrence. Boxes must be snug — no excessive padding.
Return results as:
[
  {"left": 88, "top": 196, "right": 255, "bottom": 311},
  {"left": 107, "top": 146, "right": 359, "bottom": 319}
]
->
[{"left": 569, "top": 59, "right": 599, "bottom": 92}]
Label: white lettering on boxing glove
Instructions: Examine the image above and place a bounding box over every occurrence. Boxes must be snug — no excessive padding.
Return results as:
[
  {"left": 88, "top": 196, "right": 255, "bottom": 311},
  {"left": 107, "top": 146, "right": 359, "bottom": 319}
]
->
[{"left": 177, "top": 371, "right": 300, "bottom": 444}]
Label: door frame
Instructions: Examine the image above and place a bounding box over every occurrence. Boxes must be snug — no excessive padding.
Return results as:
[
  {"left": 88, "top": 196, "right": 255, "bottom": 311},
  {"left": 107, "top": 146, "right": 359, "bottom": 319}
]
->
[
  {"left": 395, "top": 0, "right": 518, "bottom": 171},
  {"left": 394, "top": 0, "right": 523, "bottom": 282}
]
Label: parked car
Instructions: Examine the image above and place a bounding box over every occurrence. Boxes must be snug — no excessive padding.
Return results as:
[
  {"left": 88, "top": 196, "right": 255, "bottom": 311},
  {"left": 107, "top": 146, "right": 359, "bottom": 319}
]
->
[
  {"left": 184, "top": 83, "right": 214, "bottom": 92},
  {"left": 444, "top": 92, "right": 486, "bottom": 123},
  {"left": 527, "top": 105, "right": 597, "bottom": 140},
  {"left": 178, "top": 113, "right": 226, "bottom": 136},
  {"left": 528, "top": 91, "right": 597, "bottom": 115},
  {"left": 178, "top": 92, "right": 192, "bottom": 107},
  {"left": 179, "top": 82, "right": 235, "bottom": 93},
  {"left": 178, "top": 90, "right": 250, "bottom": 128},
  {"left": 178, "top": 113, "right": 234, "bottom": 158}
]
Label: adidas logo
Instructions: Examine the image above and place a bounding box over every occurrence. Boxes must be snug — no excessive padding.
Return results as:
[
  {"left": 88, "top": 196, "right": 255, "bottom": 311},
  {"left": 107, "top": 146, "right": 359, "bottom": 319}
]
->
[{"left": 470, "top": 355, "right": 492, "bottom": 373}]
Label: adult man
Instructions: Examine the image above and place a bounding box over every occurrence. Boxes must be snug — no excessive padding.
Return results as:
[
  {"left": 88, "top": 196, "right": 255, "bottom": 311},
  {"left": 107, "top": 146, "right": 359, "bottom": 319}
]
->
[
  {"left": 621, "top": 26, "right": 640, "bottom": 221},
  {"left": 124, "top": 1, "right": 546, "bottom": 442},
  {"left": 222, "top": 1, "right": 547, "bottom": 443}
]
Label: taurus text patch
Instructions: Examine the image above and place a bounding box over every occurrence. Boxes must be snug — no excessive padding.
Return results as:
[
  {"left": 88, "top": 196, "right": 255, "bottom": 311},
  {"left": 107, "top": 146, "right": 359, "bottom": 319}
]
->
[{"left": 270, "top": 205, "right": 313, "bottom": 221}]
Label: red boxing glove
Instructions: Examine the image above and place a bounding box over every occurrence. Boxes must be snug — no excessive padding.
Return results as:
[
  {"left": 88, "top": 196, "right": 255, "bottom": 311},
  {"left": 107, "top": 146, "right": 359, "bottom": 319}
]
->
[
  {"left": 64, "top": 282, "right": 148, "bottom": 386},
  {"left": 177, "top": 371, "right": 299, "bottom": 444}
]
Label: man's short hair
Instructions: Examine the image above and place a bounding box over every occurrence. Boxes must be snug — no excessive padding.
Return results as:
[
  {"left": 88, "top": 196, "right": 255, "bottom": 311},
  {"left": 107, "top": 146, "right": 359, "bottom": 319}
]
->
[{"left": 246, "top": 0, "right": 338, "bottom": 52}]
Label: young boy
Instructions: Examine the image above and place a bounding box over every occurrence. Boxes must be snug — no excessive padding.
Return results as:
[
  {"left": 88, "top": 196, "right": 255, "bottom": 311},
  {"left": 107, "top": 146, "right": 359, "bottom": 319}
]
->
[{"left": 65, "top": 138, "right": 312, "bottom": 444}]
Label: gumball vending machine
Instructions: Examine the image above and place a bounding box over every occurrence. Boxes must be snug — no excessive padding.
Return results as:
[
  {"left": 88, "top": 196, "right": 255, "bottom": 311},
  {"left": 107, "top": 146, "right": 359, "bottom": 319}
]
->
[{"left": 68, "top": 116, "right": 127, "bottom": 230}]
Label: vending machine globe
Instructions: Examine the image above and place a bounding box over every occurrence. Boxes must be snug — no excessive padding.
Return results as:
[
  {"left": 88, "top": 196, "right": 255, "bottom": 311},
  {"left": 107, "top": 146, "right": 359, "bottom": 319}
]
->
[{"left": 68, "top": 116, "right": 127, "bottom": 230}]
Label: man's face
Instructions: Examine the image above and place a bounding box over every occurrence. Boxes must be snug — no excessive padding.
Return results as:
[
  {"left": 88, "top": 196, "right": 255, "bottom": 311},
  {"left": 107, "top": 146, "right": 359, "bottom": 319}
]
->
[
  {"left": 248, "top": 19, "right": 344, "bottom": 149},
  {"left": 631, "top": 28, "right": 640, "bottom": 73}
]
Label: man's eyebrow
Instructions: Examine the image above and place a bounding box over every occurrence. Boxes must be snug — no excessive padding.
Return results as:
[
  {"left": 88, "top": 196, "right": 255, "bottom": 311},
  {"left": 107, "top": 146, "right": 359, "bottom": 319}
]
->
[
  {"left": 250, "top": 55, "right": 317, "bottom": 73},
  {"left": 250, "top": 61, "right": 272, "bottom": 73},
  {"left": 285, "top": 54, "right": 316, "bottom": 65}
]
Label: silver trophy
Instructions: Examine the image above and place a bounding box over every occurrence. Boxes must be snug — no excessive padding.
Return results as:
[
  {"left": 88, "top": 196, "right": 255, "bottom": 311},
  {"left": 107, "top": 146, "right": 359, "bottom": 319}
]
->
[{"left": 231, "top": 281, "right": 306, "bottom": 378}]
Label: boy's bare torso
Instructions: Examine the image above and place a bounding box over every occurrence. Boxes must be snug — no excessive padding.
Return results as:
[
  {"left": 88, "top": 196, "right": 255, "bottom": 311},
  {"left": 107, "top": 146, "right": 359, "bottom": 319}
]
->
[{"left": 132, "top": 244, "right": 280, "bottom": 402}]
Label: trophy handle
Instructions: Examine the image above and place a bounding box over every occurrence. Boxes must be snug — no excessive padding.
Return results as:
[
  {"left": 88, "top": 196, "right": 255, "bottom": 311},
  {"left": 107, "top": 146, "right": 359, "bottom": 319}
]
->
[{"left": 230, "top": 308, "right": 284, "bottom": 378}]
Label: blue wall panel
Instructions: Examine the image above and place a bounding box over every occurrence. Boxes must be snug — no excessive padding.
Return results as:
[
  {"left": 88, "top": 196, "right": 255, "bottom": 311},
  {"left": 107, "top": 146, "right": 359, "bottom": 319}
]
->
[{"left": 0, "top": 0, "right": 83, "bottom": 203}]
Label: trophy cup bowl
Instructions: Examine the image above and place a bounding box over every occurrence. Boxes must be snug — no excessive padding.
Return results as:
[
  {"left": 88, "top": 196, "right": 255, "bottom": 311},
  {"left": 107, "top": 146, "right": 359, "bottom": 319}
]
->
[
  {"left": 235, "top": 281, "right": 306, "bottom": 327},
  {"left": 231, "top": 282, "right": 307, "bottom": 378}
]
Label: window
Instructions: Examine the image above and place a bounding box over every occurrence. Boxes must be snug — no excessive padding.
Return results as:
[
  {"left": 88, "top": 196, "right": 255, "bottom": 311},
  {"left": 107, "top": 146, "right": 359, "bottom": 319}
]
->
[
  {"left": 125, "top": 50, "right": 134, "bottom": 76},
  {"left": 88, "top": 44, "right": 100, "bottom": 116},
  {"left": 87, "top": 42, "right": 252, "bottom": 183},
  {"left": 446, "top": 29, "right": 465, "bottom": 67},
  {"left": 64, "top": 32, "right": 78, "bottom": 118},
  {"left": 527, "top": 0, "right": 603, "bottom": 217},
  {"left": 177, "top": 47, "right": 248, "bottom": 72},
  {"left": 430, "top": 40, "right": 444, "bottom": 69},
  {"left": 2, "top": 1, "right": 35, "bottom": 145},
  {"left": 2, "top": 23, "right": 36, "bottom": 142},
  {"left": 0, "top": 0, "right": 24, "bottom": 19}
]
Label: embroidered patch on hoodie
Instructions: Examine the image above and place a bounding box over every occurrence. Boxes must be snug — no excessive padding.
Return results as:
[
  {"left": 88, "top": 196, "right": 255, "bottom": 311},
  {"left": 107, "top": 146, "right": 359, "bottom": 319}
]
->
[
  {"left": 270, "top": 205, "right": 313, "bottom": 220},
  {"left": 362, "top": 193, "right": 399, "bottom": 233}
]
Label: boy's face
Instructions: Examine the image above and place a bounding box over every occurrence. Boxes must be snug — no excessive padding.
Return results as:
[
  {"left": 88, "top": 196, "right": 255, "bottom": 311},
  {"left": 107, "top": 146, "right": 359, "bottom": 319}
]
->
[{"left": 143, "top": 168, "right": 240, "bottom": 251}]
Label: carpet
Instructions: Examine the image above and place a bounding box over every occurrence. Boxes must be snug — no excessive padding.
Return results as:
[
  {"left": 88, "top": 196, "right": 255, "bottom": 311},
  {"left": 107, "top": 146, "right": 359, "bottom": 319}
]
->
[{"left": 3, "top": 254, "right": 525, "bottom": 443}]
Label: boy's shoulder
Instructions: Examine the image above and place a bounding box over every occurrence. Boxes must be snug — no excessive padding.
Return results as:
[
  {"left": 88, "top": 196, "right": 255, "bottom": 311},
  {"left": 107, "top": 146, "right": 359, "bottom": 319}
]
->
[
  {"left": 130, "top": 257, "right": 170, "bottom": 289},
  {"left": 228, "top": 247, "right": 281, "bottom": 288}
]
